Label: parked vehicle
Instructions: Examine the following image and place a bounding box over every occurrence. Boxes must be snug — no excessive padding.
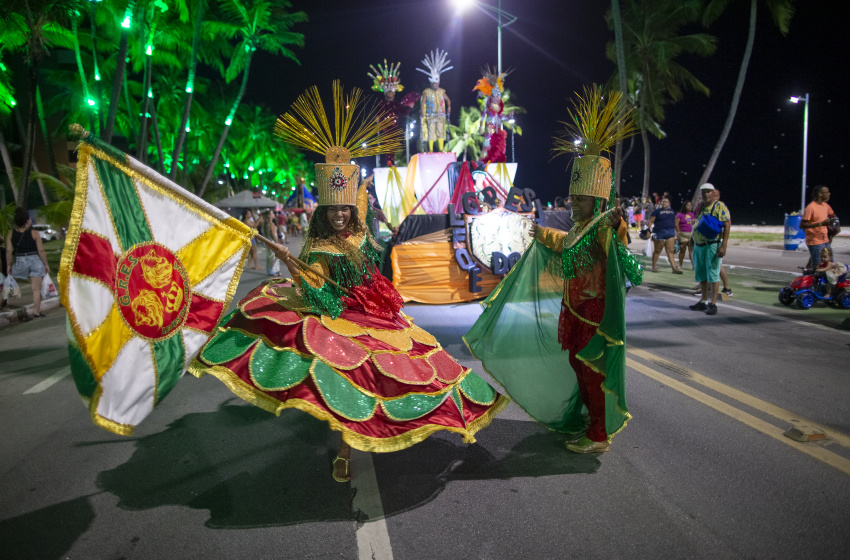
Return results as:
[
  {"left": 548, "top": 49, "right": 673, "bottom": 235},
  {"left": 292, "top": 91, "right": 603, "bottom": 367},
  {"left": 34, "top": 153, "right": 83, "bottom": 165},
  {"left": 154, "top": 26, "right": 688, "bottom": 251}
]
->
[
  {"left": 778, "top": 267, "right": 850, "bottom": 309},
  {"left": 32, "top": 224, "right": 58, "bottom": 241}
]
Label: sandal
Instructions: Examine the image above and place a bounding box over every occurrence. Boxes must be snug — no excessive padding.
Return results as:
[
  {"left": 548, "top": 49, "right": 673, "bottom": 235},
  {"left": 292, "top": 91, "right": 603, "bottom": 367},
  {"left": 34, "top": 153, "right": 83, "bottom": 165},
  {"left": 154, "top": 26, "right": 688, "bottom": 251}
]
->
[{"left": 332, "top": 455, "right": 351, "bottom": 483}]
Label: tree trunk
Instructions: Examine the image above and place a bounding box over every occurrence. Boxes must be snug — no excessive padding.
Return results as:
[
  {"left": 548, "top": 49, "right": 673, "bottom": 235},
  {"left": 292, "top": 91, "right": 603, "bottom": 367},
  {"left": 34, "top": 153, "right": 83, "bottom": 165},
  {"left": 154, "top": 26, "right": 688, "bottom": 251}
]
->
[
  {"left": 151, "top": 101, "right": 165, "bottom": 174},
  {"left": 104, "top": 29, "right": 130, "bottom": 143},
  {"left": 16, "top": 108, "right": 50, "bottom": 206},
  {"left": 198, "top": 56, "right": 253, "bottom": 198},
  {"left": 36, "top": 85, "right": 60, "bottom": 180},
  {"left": 693, "top": 0, "right": 757, "bottom": 205},
  {"left": 123, "top": 67, "right": 136, "bottom": 145},
  {"left": 170, "top": 0, "right": 204, "bottom": 180},
  {"left": 72, "top": 16, "right": 97, "bottom": 134},
  {"left": 137, "top": 53, "right": 152, "bottom": 161},
  {"left": 90, "top": 1, "right": 103, "bottom": 134},
  {"left": 0, "top": 129, "right": 18, "bottom": 205},
  {"left": 640, "top": 107, "right": 650, "bottom": 200},
  {"left": 611, "top": 0, "right": 629, "bottom": 192}
]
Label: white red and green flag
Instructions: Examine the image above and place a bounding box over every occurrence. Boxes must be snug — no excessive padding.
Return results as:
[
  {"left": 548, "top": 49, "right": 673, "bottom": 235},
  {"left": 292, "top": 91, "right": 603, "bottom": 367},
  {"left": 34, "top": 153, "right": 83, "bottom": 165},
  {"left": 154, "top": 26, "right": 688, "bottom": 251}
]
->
[{"left": 59, "top": 137, "right": 254, "bottom": 435}]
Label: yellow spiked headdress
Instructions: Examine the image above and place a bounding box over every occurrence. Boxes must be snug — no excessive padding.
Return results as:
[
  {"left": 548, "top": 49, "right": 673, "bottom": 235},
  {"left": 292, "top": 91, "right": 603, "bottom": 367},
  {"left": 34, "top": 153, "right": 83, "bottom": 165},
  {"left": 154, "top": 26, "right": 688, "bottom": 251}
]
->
[
  {"left": 274, "top": 81, "right": 404, "bottom": 206},
  {"left": 552, "top": 85, "right": 638, "bottom": 201}
]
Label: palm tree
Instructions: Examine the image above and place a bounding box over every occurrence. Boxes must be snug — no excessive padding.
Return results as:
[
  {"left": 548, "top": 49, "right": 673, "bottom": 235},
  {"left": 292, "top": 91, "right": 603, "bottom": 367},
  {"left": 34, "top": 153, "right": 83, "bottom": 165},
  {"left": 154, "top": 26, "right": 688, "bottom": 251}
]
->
[
  {"left": 693, "top": 0, "right": 795, "bottom": 201},
  {"left": 169, "top": 0, "right": 205, "bottom": 180},
  {"left": 607, "top": 0, "right": 716, "bottom": 198},
  {"left": 103, "top": 0, "right": 136, "bottom": 143},
  {"left": 447, "top": 106, "right": 484, "bottom": 162},
  {"left": 196, "top": 0, "right": 306, "bottom": 197},
  {"left": 609, "top": 0, "right": 630, "bottom": 193},
  {"left": 0, "top": 0, "right": 82, "bottom": 210}
]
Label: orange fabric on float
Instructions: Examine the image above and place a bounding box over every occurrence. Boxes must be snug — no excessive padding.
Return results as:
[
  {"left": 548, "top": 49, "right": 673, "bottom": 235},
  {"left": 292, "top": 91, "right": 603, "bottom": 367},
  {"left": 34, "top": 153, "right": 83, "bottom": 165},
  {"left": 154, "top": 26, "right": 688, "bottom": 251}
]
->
[{"left": 390, "top": 240, "right": 501, "bottom": 304}]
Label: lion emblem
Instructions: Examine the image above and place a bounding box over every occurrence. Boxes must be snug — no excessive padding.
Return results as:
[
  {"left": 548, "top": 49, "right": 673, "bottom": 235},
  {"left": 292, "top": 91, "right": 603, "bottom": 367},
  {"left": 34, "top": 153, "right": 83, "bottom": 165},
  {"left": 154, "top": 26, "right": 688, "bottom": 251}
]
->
[
  {"left": 131, "top": 289, "right": 164, "bottom": 328},
  {"left": 139, "top": 249, "right": 173, "bottom": 289}
]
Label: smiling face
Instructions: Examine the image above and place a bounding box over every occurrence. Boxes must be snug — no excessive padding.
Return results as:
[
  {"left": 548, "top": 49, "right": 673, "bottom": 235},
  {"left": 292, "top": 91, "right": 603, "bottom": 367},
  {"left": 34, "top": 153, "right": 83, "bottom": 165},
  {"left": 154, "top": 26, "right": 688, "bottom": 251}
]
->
[
  {"left": 326, "top": 205, "right": 352, "bottom": 233},
  {"left": 571, "top": 195, "right": 598, "bottom": 223}
]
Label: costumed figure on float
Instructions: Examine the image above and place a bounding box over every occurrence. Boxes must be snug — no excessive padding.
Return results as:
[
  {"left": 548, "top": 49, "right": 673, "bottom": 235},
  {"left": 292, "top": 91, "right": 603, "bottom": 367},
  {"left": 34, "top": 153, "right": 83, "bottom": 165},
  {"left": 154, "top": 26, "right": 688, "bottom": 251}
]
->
[
  {"left": 367, "top": 60, "right": 420, "bottom": 167},
  {"left": 464, "top": 85, "right": 642, "bottom": 453},
  {"left": 416, "top": 49, "right": 453, "bottom": 153},
  {"left": 473, "top": 66, "right": 510, "bottom": 164},
  {"left": 190, "top": 82, "right": 508, "bottom": 482}
]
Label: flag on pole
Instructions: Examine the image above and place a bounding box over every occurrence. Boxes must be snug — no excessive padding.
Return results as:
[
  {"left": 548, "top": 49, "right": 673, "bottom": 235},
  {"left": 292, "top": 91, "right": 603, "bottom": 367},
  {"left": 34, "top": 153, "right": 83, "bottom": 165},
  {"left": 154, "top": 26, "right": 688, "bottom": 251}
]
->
[{"left": 60, "top": 133, "right": 254, "bottom": 435}]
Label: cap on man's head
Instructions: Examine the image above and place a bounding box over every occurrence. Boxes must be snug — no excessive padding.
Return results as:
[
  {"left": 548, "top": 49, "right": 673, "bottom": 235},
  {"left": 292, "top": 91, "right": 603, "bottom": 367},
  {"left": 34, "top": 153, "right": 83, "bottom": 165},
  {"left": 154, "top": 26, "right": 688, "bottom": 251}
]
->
[{"left": 699, "top": 183, "right": 715, "bottom": 191}]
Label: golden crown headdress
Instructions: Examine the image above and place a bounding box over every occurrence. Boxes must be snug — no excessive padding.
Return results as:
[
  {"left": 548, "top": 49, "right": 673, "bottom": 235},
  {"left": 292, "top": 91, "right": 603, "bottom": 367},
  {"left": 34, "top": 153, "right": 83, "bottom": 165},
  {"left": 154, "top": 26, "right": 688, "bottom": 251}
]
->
[
  {"left": 552, "top": 85, "right": 638, "bottom": 200},
  {"left": 274, "top": 81, "right": 404, "bottom": 205}
]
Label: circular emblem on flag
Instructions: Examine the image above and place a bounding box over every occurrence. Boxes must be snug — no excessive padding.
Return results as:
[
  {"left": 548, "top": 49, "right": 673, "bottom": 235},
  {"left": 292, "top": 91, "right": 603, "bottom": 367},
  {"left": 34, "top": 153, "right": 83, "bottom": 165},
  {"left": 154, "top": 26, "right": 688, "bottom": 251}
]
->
[
  {"left": 329, "top": 166, "right": 348, "bottom": 191},
  {"left": 115, "top": 243, "right": 192, "bottom": 341}
]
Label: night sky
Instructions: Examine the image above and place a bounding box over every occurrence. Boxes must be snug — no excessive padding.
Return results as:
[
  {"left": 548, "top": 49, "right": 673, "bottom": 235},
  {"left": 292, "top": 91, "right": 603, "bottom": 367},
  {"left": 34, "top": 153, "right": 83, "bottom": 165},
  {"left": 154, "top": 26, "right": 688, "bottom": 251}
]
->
[{"left": 245, "top": 0, "right": 849, "bottom": 225}]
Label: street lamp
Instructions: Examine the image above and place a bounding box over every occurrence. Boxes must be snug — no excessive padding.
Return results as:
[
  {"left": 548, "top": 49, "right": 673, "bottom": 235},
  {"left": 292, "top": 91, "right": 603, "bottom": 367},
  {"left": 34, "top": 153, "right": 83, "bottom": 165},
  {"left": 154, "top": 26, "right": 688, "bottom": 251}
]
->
[
  {"left": 790, "top": 93, "right": 809, "bottom": 213},
  {"left": 452, "top": 0, "right": 518, "bottom": 74}
]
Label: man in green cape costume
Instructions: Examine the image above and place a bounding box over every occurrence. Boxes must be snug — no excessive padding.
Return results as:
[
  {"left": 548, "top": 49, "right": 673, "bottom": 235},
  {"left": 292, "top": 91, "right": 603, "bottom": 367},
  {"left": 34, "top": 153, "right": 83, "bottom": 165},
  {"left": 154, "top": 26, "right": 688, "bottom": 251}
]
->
[{"left": 464, "top": 86, "right": 643, "bottom": 453}]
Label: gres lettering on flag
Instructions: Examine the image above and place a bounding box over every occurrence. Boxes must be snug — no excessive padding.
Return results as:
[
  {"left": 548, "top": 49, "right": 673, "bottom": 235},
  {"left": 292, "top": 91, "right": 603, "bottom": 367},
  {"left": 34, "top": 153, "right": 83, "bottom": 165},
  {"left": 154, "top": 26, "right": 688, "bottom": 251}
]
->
[{"left": 60, "top": 140, "right": 254, "bottom": 435}]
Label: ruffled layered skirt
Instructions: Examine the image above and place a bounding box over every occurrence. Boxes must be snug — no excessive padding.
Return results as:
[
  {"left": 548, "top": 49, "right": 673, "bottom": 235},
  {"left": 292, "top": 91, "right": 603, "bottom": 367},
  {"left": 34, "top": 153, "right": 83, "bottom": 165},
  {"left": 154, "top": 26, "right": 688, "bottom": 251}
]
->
[{"left": 189, "top": 280, "right": 509, "bottom": 452}]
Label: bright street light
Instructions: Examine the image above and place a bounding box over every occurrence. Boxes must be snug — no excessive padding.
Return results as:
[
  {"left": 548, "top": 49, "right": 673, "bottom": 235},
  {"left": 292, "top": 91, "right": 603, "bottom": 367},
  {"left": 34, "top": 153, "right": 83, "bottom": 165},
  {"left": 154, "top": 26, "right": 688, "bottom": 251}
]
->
[
  {"left": 451, "top": 0, "right": 517, "bottom": 74},
  {"left": 789, "top": 93, "right": 809, "bottom": 213}
]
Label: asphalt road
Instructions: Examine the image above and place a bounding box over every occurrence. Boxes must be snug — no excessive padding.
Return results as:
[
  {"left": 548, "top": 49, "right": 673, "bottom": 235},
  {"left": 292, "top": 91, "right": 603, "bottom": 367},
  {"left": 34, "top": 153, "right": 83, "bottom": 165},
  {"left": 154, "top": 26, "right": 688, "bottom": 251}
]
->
[{"left": 1, "top": 241, "right": 849, "bottom": 560}]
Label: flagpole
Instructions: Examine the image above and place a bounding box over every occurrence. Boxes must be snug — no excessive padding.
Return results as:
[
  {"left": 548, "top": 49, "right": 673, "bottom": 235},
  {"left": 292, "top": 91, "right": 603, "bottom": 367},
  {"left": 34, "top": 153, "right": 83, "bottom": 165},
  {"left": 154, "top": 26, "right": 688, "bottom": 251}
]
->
[{"left": 255, "top": 234, "right": 351, "bottom": 295}]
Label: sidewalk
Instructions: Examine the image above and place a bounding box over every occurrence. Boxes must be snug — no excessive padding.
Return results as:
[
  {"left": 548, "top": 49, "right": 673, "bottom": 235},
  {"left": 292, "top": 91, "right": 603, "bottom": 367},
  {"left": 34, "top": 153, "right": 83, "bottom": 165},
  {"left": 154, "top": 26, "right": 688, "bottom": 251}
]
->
[{"left": 0, "top": 276, "right": 61, "bottom": 329}]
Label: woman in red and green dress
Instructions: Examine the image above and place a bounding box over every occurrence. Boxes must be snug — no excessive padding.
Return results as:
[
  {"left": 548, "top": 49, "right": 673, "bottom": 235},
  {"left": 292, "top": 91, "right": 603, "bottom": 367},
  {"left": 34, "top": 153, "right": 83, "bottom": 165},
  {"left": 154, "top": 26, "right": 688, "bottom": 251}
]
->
[{"left": 189, "top": 182, "right": 508, "bottom": 481}]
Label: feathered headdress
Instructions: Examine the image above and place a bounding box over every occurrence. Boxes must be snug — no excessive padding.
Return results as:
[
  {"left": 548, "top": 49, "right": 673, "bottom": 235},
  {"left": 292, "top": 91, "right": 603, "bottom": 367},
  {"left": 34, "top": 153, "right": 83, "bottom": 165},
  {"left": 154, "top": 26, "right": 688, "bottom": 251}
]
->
[
  {"left": 274, "top": 80, "right": 404, "bottom": 205},
  {"left": 367, "top": 60, "right": 404, "bottom": 93},
  {"left": 415, "top": 49, "right": 453, "bottom": 84},
  {"left": 552, "top": 84, "right": 638, "bottom": 200},
  {"left": 472, "top": 65, "right": 508, "bottom": 97}
]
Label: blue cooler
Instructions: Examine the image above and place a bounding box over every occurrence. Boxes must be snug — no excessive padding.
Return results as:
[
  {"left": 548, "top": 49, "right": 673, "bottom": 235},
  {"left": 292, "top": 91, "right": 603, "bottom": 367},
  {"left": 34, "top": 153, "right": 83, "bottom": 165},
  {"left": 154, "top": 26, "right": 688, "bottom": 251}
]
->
[{"left": 784, "top": 214, "right": 805, "bottom": 250}]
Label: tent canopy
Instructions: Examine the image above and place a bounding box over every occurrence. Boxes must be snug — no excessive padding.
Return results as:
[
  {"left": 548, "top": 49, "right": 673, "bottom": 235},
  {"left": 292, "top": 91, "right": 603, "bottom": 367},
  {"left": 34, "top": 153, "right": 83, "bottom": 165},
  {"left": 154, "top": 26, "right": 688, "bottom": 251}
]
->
[
  {"left": 284, "top": 186, "right": 318, "bottom": 209},
  {"left": 213, "top": 190, "right": 278, "bottom": 209}
]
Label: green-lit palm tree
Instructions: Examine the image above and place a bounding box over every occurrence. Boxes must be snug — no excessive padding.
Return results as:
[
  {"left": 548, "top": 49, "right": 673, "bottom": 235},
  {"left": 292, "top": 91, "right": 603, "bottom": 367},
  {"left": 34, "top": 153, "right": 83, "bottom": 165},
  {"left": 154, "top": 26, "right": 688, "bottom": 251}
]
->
[
  {"left": 196, "top": 0, "right": 306, "bottom": 197},
  {"left": 0, "top": 0, "right": 82, "bottom": 210},
  {"left": 693, "top": 0, "right": 795, "bottom": 201},
  {"left": 103, "top": 0, "right": 136, "bottom": 143},
  {"left": 447, "top": 106, "right": 484, "bottom": 162},
  {"left": 607, "top": 0, "right": 716, "bottom": 198}
]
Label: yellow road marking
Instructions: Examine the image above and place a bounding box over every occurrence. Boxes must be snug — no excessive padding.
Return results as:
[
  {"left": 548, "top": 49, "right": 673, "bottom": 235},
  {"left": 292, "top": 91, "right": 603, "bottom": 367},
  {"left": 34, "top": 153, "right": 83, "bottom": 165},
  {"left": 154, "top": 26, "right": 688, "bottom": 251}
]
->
[
  {"left": 627, "top": 347, "right": 850, "bottom": 449},
  {"left": 626, "top": 357, "right": 850, "bottom": 476}
]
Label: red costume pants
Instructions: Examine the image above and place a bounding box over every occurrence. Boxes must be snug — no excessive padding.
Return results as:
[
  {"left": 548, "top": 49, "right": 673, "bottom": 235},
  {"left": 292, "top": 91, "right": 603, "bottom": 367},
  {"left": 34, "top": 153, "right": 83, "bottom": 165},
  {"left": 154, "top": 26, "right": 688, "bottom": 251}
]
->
[{"left": 568, "top": 353, "right": 607, "bottom": 442}]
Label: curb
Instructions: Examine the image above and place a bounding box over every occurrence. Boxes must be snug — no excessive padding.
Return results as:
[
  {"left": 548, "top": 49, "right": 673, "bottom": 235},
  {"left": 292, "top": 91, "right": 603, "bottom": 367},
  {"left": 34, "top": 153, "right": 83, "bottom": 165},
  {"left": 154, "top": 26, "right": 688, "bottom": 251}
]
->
[{"left": 0, "top": 297, "right": 61, "bottom": 330}]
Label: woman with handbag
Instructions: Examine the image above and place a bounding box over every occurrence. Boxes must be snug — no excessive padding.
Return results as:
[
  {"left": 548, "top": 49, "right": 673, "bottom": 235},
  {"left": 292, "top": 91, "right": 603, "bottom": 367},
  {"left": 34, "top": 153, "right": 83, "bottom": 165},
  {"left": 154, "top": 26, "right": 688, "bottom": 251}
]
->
[{"left": 5, "top": 207, "right": 51, "bottom": 318}]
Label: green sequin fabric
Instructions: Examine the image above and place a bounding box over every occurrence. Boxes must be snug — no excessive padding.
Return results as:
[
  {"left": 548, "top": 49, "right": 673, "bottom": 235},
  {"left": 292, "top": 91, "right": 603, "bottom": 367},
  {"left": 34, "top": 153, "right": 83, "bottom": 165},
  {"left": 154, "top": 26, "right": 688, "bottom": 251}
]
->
[
  {"left": 201, "top": 330, "right": 257, "bottom": 365},
  {"left": 299, "top": 230, "right": 384, "bottom": 318},
  {"left": 250, "top": 344, "right": 311, "bottom": 391},
  {"left": 311, "top": 360, "right": 377, "bottom": 421}
]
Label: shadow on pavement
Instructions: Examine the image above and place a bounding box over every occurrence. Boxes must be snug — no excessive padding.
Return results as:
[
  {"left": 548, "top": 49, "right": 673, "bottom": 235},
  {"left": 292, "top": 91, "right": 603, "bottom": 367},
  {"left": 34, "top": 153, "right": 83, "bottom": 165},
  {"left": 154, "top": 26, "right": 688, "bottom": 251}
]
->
[
  {"left": 0, "top": 495, "right": 95, "bottom": 560},
  {"left": 9, "top": 406, "right": 597, "bottom": 530},
  {"left": 372, "top": 418, "right": 601, "bottom": 518}
]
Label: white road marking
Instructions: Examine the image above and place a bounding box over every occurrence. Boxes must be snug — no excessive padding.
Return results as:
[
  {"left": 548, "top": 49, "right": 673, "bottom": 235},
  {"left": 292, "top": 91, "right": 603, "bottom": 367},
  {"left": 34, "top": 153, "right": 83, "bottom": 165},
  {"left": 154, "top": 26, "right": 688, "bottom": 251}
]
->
[
  {"left": 351, "top": 450, "right": 394, "bottom": 560},
  {"left": 24, "top": 366, "right": 71, "bottom": 394},
  {"left": 654, "top": 289, "right": 850, "bottom": 335}
]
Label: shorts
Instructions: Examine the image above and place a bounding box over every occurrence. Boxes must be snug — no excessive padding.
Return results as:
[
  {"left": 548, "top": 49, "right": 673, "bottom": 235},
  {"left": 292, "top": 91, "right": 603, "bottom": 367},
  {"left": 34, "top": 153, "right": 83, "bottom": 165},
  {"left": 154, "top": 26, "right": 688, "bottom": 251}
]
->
[
  {"left": 421, "top": 115, "right": 447, "bottom": 142},
  {"left": 654, "top": 228, "right": 676, "bottom": 241},
  {"left": 807, "top": 242, "right": 831, "bottom": 268},
  {"left": 11, "top": 254, "right": 45, "bottom": 278},
  {"left": 677, "top": 231, "right": 692, "bottom": 244},
  {"left": 693, "top": 243, "right": 721, "bottom": 283}
]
